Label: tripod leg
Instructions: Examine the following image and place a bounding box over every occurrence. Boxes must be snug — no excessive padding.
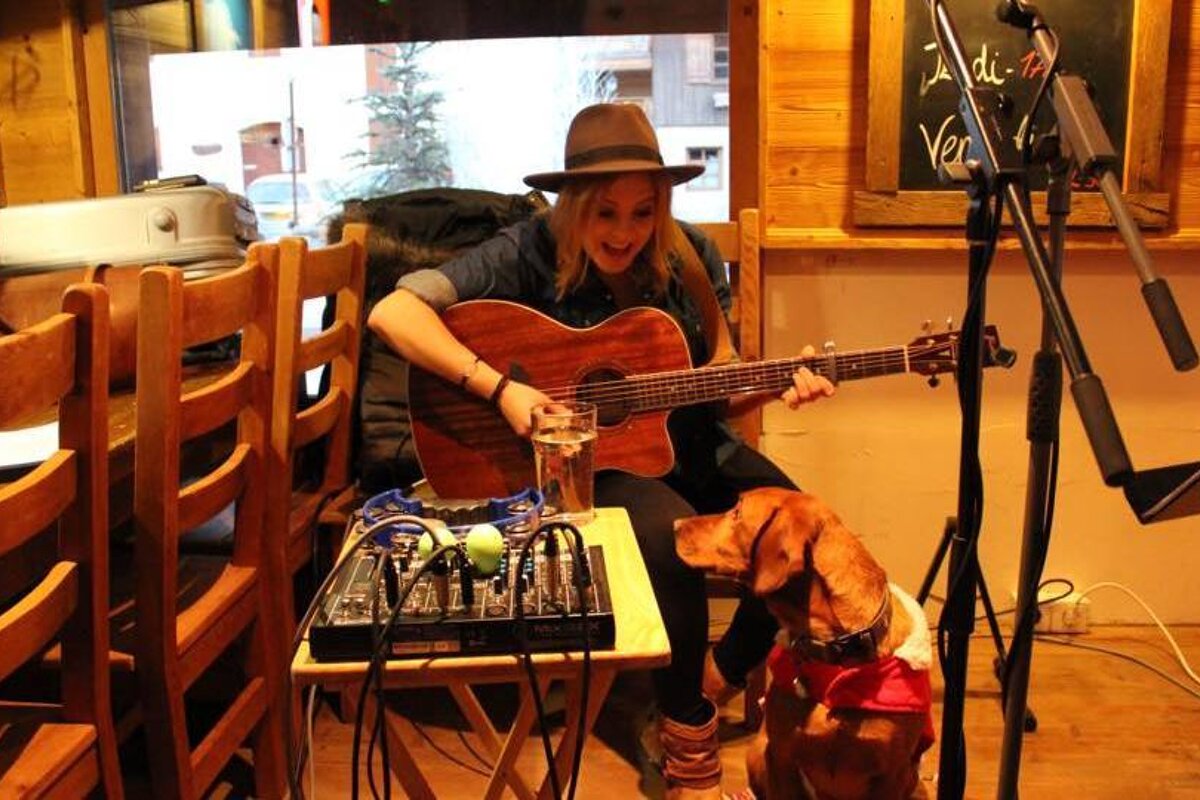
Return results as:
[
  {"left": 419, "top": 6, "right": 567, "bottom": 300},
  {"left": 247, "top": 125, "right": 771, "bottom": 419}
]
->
[{"left": 916, "top": 516, "right": 957, "bottom": 606}]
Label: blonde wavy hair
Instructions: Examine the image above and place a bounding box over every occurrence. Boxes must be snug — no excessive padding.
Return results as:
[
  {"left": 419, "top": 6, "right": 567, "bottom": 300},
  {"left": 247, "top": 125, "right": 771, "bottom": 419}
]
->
[{"left": 547, "top": 172, "right": 691, "bottom": 300}]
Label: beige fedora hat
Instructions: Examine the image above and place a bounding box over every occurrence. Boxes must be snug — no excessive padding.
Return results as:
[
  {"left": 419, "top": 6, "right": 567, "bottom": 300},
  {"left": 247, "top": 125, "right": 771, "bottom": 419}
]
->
[{"left": 523, "top": 103, "right": 705, "bottom": 192}]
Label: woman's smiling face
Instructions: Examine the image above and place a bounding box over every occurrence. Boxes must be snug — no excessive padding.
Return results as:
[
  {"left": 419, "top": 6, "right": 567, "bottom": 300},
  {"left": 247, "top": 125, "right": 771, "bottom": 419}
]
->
[{"left": 582, "top": 173, "right": 658, "bottom": 275}]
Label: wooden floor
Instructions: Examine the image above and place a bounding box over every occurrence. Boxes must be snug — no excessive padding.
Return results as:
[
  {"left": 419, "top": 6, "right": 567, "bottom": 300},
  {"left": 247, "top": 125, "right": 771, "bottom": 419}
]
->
[{"left": 291, "top": 625, "right": 1200, "bottom": 799}]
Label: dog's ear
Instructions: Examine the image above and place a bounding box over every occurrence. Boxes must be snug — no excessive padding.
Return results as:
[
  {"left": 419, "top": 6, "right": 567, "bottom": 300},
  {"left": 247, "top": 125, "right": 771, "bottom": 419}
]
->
[{"left": 750, "top": 496, "right": 820, "bottom": 596}]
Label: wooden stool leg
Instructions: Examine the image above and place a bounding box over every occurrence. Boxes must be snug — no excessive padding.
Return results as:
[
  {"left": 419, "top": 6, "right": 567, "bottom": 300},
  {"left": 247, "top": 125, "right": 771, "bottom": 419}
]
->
[
  {"left": 365, "top": 691, "right": 436, "bottom": 800},
  {"left": 448, "top": 681, "right": 536, "bottom": 800},
  {"left": 483, "top": 675, "right": 551, "bottom": 800},
  {"left": 538, "top": 667, "right": 617, "bottom": 800}
]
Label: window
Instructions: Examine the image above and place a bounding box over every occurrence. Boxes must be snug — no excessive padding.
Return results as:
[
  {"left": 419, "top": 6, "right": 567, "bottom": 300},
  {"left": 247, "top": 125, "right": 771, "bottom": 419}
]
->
[
  {"left": 686, "top": 146, "right": 722, "bottom": 190},
  {"left": 713, "top": 34, "right": 729, "bottom": 81},
  {"left": 684, "top": 33, "right": 729, "bottom": 84},
  {"left": 109, "top": 4, "right": 732, "bottom": 221}
]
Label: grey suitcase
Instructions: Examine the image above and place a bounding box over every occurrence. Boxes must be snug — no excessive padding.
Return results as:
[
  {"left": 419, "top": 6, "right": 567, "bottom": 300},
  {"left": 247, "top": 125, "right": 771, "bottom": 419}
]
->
[{"left": 0, "top": 183, "right": 257, "bottom": 280}]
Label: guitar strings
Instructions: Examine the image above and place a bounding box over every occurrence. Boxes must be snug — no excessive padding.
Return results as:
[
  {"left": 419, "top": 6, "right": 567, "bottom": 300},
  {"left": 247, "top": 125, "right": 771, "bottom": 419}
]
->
[
  {"left": 436, "top": 341, "right": 964, "bottom": 417},
  {"left": 526, "top": 342, "right": 955, "bottom": 404}
]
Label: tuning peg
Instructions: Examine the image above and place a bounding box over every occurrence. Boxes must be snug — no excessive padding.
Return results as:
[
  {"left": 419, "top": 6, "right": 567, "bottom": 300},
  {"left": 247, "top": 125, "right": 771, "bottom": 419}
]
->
[
  {"left": 922, "top": 319, "right": 933, "bottom": 334},
  {"left": 946, "top": 316, "right": 954, "bottom": 331},
  {"left": 928, "top": 375, "right": 941, "bottom": 388},
  {"left": 823, "top": 340, "right": 836, "bottom": 354}
]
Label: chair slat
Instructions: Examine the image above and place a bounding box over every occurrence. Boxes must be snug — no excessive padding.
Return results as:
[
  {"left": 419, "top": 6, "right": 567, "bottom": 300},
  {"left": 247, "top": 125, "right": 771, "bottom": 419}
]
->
[
  {"left": 179, "top": 361, "right": 254, "bottom": 442},
  {"left": 190, "top": 676, "right": 269, "bottom": 795},
  {"left": 0, "top": 451, "right": 76, "bottom": 557},
  {"left": 180, "top": 263, "right": 260, "bottom": 348},
  {"left": 298, "top": 238, "right": 357, "bottom": 300},
  {"left": 0, "top": 562, "right": 78, "bottom": 681},
  {"left": 297, "top": 319, "right": 350, "bottom": 375},
  {"left": 292, "top": 388, "right": 345, "bottom": 449},
  {"left": 0, "top": 722, "right": 98, "bottom": 798},
  {"left": 0, "top": 313, "right": 75, "bottom": 426},
  {"left": 177, "top": 444, "right": 250, "bottom": 533},
  {"left": 176, "top": 566, "right": 258, "bottom": 687}
]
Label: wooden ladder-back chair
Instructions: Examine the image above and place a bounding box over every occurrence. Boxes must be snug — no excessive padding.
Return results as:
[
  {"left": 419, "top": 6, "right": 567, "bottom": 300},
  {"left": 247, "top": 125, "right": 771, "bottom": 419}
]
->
[
  {"left": 132, "top": 249, "right": 287, "bottom": 799},
  {"left": 0, "top": 283, "right": 124, "bottom": 798},
  {"left": 694, "top": 207, "right": 767, "bottom": 730},
  {"left": 268, "top": 223, "right": 368, "bottom": 584}
]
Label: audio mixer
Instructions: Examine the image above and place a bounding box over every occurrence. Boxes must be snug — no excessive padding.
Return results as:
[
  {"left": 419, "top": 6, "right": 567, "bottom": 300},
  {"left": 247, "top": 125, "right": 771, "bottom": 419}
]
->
[{"left": 308, "top": 517, "right": 615, "bottom": 662}]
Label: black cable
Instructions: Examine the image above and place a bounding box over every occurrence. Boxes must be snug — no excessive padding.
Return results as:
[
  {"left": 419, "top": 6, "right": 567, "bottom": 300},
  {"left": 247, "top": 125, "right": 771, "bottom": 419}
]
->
[
  {"left": 369, "top": 545, "right": 391, "bottom": 799},
  {"left": 351, "top": 538, "right": 462, "bottom": 798},
  {"left": 341, "top": 518, "right": 461, "bottom": 799},
  {"left": 289, "top": 514, "right": 387, "bottom": 798},
  {"left": 455, "top": 729, "right": 495, "bottom": 773},
  {"left": 404, "top": 721, "right": 492, "bottom": 777},
  {"left": 933, "top": 152, "right": 1006, "bottom": 800},
  {"left": 355, "top": 538, "right": 391, "bottom": 800},
  {"left": 557, "top": 523, "right": 592, "bottom": 800},
  {"left": 514, "top": 526, "right": 564, "bottom": 800}
]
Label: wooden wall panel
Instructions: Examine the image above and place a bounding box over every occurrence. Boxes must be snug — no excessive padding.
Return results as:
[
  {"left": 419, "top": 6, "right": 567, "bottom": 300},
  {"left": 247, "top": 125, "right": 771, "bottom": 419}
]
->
[
  {"left": 0, "top": 1, "right": 115, "bottom": 205},
  {"left": 763, "top": 0, "right": 865, "bottom": 232},
  {"left": 761, "top": 0, "right": 1200, "bottom": 244},
  {"left": 1, "top": 5, "right": 83, "bottom": 203}
]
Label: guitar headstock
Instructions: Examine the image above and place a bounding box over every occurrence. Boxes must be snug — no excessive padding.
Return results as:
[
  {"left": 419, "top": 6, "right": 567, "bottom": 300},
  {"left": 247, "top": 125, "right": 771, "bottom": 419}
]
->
[{"left": 908, "top": 324, "right": 1011, "bottom": 381}]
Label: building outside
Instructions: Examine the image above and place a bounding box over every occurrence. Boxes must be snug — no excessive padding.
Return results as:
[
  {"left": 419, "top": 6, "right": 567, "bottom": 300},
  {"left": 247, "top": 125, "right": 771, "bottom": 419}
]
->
[{"left": 147, "top": 32, "right": 732, "bottom": 232}]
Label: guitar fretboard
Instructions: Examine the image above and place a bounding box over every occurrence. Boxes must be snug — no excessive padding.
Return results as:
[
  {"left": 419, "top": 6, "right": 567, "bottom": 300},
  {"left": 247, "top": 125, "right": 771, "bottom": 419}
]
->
[{"left": 621, "top": 347, "right": 912, "bottom": 412}]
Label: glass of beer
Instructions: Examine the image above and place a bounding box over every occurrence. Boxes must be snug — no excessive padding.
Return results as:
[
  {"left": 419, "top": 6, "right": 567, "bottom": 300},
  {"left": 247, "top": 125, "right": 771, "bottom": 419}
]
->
[{"left": 531, "top": 401, "right": 598, "bottom": 525}]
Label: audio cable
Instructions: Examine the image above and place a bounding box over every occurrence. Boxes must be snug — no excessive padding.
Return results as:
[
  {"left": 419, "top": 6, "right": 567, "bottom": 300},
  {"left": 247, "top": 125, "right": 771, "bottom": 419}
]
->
[{"left": 512, "top": 520, "right": 594, "bottom": 800}]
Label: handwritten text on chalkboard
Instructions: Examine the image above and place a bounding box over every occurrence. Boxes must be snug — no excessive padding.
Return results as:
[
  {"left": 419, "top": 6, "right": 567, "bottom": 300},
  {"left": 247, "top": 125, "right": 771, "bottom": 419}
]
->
[{"left": 900, "top": 0, "right": 1133, "bottom": 191}]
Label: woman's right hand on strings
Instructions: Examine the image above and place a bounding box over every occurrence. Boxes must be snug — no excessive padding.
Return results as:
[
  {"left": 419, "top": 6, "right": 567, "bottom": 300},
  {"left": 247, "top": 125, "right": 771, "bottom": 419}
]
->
[{"left": 496, "top": 380, "right": 553, "bottom": 438}]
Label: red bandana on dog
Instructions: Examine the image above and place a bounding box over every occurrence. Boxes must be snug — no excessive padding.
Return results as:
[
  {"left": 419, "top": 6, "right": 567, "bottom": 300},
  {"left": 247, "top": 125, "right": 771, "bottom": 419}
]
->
[{"left": 767, "top": 585, "right": 936, "bottom": 755}]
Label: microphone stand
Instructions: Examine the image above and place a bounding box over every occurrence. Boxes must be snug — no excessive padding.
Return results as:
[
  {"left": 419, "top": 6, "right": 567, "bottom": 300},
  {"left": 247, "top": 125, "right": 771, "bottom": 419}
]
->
[
  {"left": 991, "top": 3, "right": 1199, "bottom": 796},
  {"left": 927, "top": 1, "right": 1199, "bottom": 796},
  {"left": 996, "top": 129, "right": 1069, "bottom": 800},
  {"left": 921, "top": 1, "right": 1173, "bottom": 797}
]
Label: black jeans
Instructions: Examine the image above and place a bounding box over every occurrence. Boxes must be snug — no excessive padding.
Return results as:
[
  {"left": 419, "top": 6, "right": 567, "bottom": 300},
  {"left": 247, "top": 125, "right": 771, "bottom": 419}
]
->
[{"left": 593, "top": 443, "right": 797, "bottom": 724}]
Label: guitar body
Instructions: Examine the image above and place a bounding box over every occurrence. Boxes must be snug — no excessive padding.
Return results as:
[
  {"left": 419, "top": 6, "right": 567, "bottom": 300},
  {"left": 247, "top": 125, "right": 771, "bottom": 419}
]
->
[{"left": 409, "top": 300, "right": 694, "bottom": 498}]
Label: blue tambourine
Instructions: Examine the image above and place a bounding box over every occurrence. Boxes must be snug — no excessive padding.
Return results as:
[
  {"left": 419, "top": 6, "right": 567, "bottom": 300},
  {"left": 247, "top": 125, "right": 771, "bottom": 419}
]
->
[{"left": 360, "top": 485, "right": 544, "bottom": 545}]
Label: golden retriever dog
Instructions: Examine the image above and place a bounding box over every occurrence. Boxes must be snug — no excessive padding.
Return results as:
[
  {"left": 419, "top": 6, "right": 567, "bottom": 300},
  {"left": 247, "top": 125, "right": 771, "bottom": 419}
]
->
[{"left": 675, "top": 487, "right": 934, "bottom": 800}]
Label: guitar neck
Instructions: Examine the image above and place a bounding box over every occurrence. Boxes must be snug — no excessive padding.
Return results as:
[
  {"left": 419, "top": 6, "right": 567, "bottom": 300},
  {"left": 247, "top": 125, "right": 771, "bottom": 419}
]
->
[{"left": 627, "top": 346, "right": 912, "bottom": 411}]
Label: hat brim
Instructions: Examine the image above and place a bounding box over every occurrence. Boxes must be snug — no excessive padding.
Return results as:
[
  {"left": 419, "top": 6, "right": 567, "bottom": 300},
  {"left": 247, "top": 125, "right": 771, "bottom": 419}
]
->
[{"left": 523, "top": 161, "right": 705, "bottom": 193}]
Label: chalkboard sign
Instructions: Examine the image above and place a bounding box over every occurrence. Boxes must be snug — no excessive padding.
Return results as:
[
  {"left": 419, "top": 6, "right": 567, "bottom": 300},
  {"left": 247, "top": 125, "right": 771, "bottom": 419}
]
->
[{"left": 899, "top": 0, "right": 1133, "bottom": 191}]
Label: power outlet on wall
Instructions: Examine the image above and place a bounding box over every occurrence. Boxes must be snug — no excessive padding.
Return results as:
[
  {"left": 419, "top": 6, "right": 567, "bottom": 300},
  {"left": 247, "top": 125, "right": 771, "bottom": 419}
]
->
[
  {"left": 1011, "top": 587, "right": 1091, "bottom": 634},
  {"left": 1036, "top": 592, "right": 1090, "bottom": 634}
]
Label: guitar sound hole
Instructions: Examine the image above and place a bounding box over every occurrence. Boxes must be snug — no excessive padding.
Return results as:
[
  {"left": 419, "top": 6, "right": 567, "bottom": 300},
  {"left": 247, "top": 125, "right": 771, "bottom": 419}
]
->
[{"left": 576, "top": 368, "right": 631, "bottom": 426}]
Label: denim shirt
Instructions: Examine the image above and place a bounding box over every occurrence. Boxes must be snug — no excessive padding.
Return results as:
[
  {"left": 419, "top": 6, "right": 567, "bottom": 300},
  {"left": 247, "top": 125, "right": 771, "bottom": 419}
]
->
[
  {"left": 397, "top": 215, "right": 732, "bottom": 366},
  {"left": 396, "top": 214, "right": 743, "bottom": 479}
]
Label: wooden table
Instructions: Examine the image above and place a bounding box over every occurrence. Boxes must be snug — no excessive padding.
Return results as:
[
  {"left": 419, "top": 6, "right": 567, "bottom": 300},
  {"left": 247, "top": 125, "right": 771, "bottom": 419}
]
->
[
  {"left": 291, "top": 507, "right": 670, "bottom": 800},
  {"left": 0, "top": 360, "right": 233, "bottom": 480}
]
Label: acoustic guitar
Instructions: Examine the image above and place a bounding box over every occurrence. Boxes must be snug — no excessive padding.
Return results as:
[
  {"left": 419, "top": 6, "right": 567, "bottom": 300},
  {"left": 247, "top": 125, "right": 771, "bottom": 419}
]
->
[{"left": 409, "top": 299, "right": 1006, "bottom": 498}]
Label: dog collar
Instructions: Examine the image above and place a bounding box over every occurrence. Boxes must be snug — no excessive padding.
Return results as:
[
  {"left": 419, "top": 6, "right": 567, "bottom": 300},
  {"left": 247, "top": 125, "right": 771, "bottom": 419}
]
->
[{"left": 789, "top": 588, "right": 893, "bottom": 666}]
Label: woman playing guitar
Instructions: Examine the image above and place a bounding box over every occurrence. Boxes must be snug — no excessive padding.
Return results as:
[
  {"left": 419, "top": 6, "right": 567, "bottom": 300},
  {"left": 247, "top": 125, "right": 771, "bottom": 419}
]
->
[{"left": 368, "top": 102, "right": 834, "bottom": 799}]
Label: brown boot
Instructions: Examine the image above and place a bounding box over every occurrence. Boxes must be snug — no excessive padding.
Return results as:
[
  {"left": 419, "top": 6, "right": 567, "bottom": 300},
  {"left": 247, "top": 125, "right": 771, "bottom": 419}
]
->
[
  {"left": 658, "top": 704, "right": 723, "bottom": 800},
  {"left": 702, "top": 649, "right": 743, "bottom": 708}
]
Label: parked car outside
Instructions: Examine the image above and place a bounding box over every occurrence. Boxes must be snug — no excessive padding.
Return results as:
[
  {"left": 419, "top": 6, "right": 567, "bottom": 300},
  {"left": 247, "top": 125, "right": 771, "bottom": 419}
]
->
[{"left": 245, "top": 172, "right": 337, "bottom": 243}]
